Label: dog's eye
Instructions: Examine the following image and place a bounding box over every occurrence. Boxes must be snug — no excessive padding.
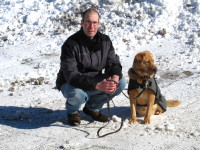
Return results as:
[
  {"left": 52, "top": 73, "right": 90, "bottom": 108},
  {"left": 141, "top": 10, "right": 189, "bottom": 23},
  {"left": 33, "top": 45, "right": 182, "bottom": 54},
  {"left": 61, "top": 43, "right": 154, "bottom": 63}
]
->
[{"left": 134, "top": 59, "right": 141, "bottom": 63}]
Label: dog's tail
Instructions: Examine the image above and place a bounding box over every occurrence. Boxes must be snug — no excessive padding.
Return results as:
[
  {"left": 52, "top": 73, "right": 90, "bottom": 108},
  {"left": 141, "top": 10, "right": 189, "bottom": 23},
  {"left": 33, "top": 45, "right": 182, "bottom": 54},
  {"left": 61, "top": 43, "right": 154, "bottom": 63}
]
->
[{"left": 167, "top": 100, "right": 180, "bottom": 107}]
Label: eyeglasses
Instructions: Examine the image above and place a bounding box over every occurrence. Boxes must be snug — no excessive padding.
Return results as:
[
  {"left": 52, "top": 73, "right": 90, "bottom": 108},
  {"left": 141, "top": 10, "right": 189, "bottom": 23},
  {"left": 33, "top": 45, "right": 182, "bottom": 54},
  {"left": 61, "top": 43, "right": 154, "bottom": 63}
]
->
[{"left": 84, "top": 21, "right": 99, "bottom": 26}]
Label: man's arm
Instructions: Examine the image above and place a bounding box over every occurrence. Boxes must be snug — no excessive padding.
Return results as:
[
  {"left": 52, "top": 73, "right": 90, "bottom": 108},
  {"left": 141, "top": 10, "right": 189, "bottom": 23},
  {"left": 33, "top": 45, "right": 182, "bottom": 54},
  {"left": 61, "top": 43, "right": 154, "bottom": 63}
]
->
[{"left": 61, "top": 40, "right": 98, "bottom": 90}]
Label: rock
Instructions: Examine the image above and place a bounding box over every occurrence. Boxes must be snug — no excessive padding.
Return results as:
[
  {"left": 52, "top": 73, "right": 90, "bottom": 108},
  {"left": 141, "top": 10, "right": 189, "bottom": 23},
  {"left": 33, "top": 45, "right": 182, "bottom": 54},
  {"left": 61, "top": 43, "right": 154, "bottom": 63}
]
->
[
  {"left": 155, "top": 125, "right": 165, "bottom": 131},
  {"left": 38, "top": 77, "right": 45, "bottom": 85},
  {"left": 9, "top": 86, "right": 16, "bottom": 92},
  {"left": 165, "top": 123, "right": 175, "bottom": 131},
  {"left": 9, "top": 93, "right": 14, "bottom": 96},
  {"left": 157, "top": 29, "right": 167, "bottom": 37},
  {"left": 0, "top": 35, "right": 8, "bottom": 41}
]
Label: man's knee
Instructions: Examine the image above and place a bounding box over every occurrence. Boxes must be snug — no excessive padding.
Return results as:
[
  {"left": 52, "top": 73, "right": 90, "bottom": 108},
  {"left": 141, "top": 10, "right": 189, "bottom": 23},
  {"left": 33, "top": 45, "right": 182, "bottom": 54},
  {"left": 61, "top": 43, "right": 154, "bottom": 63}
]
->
[
  {"left": 67, "top": 89, "right": 88, "bottom": 106},
  {"left": 119, "top": 76, "right": 126, "bottom": 90}
]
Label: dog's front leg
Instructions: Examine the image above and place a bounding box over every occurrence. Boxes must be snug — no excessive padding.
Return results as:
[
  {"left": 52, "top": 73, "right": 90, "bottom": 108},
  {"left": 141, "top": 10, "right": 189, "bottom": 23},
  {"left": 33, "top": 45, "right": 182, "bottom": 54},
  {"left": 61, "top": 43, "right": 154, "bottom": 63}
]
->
[
  {"left": 144, "top": 93, "right": 155, "bottom": 124},
  {"left": 129, "top": 98, "right": 137, "bottom": 124}
]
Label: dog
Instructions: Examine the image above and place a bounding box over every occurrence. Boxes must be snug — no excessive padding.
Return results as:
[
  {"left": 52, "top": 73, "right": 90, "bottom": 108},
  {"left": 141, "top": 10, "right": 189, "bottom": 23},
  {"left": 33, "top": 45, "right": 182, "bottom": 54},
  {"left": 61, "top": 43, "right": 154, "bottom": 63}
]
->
[{"left": 128, "top": 50, "right": 180, "bottom": 124}]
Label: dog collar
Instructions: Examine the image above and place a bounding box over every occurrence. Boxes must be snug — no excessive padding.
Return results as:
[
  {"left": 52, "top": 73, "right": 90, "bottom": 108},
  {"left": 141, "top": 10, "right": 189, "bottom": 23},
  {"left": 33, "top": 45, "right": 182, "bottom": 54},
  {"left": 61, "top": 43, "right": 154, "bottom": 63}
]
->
[{"left": 128, "top": 68, "right": 151, "bottom": 80}]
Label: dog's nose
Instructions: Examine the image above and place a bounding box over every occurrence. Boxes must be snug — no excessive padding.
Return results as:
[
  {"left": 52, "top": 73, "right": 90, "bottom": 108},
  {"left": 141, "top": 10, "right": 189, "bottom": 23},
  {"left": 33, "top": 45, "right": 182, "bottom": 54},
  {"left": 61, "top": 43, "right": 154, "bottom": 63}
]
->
[{"left": 153, "top": 68, "right": 157, "bottom": 73}]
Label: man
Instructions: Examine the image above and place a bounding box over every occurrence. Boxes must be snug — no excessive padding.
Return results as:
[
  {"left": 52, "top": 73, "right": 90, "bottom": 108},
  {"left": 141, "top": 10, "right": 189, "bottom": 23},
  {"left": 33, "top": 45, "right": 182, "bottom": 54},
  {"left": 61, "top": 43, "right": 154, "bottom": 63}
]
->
[{"left": 56, "top": 8, "right": 126, "bottom": 126}]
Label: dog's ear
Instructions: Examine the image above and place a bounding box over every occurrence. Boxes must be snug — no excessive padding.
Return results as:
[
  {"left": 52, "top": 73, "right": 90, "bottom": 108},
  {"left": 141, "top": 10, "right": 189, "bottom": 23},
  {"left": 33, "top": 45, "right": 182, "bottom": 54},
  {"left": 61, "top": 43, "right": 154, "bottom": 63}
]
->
[
  {"left": 134, "top": 53, "right": 144, "bottom": 63},
  {"left": 145, "top": 51, "right": 155, "bottom": 62},
  {"left": 145, "top": 51, "right": 153, "bottom": 57}
]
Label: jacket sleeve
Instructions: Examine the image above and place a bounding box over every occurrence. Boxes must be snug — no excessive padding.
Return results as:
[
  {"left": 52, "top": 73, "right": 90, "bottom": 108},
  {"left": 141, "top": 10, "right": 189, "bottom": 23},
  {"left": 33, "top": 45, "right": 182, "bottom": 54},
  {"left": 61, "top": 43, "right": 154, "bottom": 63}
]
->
[
  {"left": 105, "top": 36, "right": 122, "bottom": 78},
  {"left": 60, "top": 40, "right": 98, "bottom": 90}
]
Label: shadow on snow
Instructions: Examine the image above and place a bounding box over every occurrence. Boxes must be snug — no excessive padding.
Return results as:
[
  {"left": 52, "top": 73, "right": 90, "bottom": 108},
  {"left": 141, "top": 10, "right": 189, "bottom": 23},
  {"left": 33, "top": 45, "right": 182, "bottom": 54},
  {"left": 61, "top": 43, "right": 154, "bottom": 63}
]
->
[{"left": 0, "top": 106, "right": 130, "bottom": 129}]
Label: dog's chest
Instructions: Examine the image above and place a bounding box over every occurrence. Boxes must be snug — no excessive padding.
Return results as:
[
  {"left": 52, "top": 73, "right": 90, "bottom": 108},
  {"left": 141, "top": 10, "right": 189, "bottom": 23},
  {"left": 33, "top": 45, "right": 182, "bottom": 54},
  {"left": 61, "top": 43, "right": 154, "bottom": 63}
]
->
[
  {"left": 137, "top": 87, "right": 143, "bottom": 93},
  {"left": 136, "top": 88, "right": 154, "bottom": 104}
]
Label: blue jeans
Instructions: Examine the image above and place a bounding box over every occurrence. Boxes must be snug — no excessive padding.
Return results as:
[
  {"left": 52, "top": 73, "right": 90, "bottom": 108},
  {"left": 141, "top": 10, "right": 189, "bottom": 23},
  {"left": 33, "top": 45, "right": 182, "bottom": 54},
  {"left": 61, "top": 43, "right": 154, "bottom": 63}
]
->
[{"left": 60, "top": 76, "right": 126, "bottom": 114}]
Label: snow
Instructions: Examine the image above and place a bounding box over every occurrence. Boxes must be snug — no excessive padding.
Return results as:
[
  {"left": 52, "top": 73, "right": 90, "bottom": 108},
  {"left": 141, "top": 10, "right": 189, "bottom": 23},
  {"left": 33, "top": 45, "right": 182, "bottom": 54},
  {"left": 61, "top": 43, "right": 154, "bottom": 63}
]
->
[{"left": 0, "top": 0, "right": 200, "bottom": 149}]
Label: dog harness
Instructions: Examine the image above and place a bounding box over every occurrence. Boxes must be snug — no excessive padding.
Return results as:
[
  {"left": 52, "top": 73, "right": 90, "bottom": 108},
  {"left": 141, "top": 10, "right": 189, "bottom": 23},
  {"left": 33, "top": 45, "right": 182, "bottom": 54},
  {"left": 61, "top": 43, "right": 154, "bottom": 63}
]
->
[{"left": 128, "top": 78, "right": 167, "bottom": 111}]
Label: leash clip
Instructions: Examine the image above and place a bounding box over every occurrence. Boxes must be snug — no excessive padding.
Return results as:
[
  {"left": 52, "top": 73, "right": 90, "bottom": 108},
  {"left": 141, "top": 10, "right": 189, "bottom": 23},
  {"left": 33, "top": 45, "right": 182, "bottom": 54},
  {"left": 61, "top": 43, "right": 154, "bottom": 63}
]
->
[
  {"left": 144, "top": 80, "right": 149, "bottom": 89},
  {"left": 141, "top": 80, "right": 149, "bottom": 89}
]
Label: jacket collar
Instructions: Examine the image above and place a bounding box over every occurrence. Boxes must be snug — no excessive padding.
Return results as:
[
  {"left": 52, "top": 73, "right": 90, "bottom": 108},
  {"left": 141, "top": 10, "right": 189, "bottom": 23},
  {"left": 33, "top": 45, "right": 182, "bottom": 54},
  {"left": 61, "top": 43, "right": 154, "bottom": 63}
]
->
[{"left": 79, "top": 28, "right": 101, "bottom": 52}]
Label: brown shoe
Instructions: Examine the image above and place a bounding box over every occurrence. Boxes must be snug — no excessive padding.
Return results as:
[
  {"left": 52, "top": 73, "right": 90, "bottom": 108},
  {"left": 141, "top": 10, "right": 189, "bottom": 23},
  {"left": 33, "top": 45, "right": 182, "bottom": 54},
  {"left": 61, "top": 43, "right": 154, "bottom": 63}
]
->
[
  {"left": 67, "top": 113, "right": 81, "bottom": 126},
  {"left": 83, "top": 107, "right": 109, "bottom": 122}
]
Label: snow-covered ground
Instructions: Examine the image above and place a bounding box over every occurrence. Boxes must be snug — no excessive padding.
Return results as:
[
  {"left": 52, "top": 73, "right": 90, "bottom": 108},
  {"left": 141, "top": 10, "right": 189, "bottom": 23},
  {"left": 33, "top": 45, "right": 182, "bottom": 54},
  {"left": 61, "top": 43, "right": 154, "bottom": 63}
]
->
[{"left": 0, "top": 0, "right": 200, "bottom": 149}]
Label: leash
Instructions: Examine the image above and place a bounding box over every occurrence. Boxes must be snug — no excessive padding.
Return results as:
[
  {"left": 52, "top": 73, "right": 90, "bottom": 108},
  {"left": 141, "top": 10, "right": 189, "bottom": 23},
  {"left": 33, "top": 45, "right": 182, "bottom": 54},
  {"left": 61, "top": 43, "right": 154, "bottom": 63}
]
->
[
  {"left": 121, "top": 88, "right": 145, "bottom": 100},
  {"left": 97, "top": 80, "right": 124, "bottom": 138},
  {"left": 122, "top": 80, "right": 149, "bottom": 101},
  {"left": 97, "top": 118, "right": 124, "bottom": 138},
  {"left": 97, "top": 79, "right": 149, "bottom": 138},
  {"left": 97, "top": 96, "right": 124, "bottom": 138}
]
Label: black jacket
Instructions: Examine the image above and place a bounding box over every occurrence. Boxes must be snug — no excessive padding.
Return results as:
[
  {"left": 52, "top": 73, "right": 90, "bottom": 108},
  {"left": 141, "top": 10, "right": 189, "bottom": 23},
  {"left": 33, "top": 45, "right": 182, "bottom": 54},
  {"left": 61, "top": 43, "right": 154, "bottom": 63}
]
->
[
  {"left": 128, "top": 78, "right": 167, "bottom": 111},
  {"left": 56, "top": 28, "right": 122, "bottom": 90}
]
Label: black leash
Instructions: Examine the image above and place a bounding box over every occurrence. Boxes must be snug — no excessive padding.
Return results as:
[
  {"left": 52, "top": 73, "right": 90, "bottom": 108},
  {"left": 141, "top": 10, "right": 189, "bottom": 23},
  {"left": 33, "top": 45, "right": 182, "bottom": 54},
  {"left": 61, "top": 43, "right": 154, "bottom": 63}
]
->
[
  {"left": 97, "top": 80, "right": 124, "bottom": 138},
  {"left": 97, "top": 79, "right": 149, "bottom": 138},
  {"left": 121, "top": 88, "right": 145, "bottom": 100},
  {"left": 97, "top": 117, "right": 124, "bottom": 138},
  {"left": 97, "top": 96, "right": 124, "bottom": 138}
]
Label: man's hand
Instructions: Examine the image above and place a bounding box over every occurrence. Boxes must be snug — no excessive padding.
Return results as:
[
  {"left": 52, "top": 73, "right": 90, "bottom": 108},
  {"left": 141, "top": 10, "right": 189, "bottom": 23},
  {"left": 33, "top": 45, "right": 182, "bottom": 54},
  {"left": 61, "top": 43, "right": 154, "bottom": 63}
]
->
[
  {"left": 109, "top": 75, "right": 119, "bottom": 84},
  {"left": 95, "top": 75, "right": 119, "bottom": 93}
]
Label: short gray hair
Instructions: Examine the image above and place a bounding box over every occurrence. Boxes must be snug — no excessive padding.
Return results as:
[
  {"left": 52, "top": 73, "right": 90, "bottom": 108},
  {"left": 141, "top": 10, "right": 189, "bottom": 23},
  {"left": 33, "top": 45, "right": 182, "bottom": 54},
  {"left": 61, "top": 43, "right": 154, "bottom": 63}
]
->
[{"left": 81, "top": 8, "right": 100, "bottom": 21}]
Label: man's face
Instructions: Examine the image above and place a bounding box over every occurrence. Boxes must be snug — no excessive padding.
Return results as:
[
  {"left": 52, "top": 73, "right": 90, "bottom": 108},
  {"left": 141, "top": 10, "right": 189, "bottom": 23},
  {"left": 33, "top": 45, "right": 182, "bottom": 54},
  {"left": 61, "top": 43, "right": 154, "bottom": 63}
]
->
[{"left": 81, "top": 12, "right": 100, "bottom": 39}]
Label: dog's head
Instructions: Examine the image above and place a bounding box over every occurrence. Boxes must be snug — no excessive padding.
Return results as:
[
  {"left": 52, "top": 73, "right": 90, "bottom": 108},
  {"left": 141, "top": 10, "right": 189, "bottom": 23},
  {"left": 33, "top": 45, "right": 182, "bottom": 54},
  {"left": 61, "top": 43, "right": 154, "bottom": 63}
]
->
[{"left": 130, "top": 51, "right": 157, "bottom": 79}]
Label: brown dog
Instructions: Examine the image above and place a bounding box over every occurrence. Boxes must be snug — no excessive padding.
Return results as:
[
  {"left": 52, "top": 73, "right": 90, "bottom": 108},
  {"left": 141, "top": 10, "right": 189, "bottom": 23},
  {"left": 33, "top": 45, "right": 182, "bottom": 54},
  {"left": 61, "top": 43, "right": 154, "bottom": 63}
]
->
[{"left": 128, "top": 51, "right": 180, "bottom": 124}]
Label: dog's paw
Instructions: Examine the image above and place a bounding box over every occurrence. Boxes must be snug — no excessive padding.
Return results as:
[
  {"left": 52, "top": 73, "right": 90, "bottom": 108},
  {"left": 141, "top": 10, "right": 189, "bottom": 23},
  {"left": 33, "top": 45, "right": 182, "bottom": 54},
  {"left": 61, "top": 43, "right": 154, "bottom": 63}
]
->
[
  {"left": 144, "top": 117, "right": 151, "bottom": 124},
  {"left": 129, "top": 119, "right": 137, "bottom": 124},
  {"left": 155, "top": 110, "right": 162, "bottom": 115}
]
